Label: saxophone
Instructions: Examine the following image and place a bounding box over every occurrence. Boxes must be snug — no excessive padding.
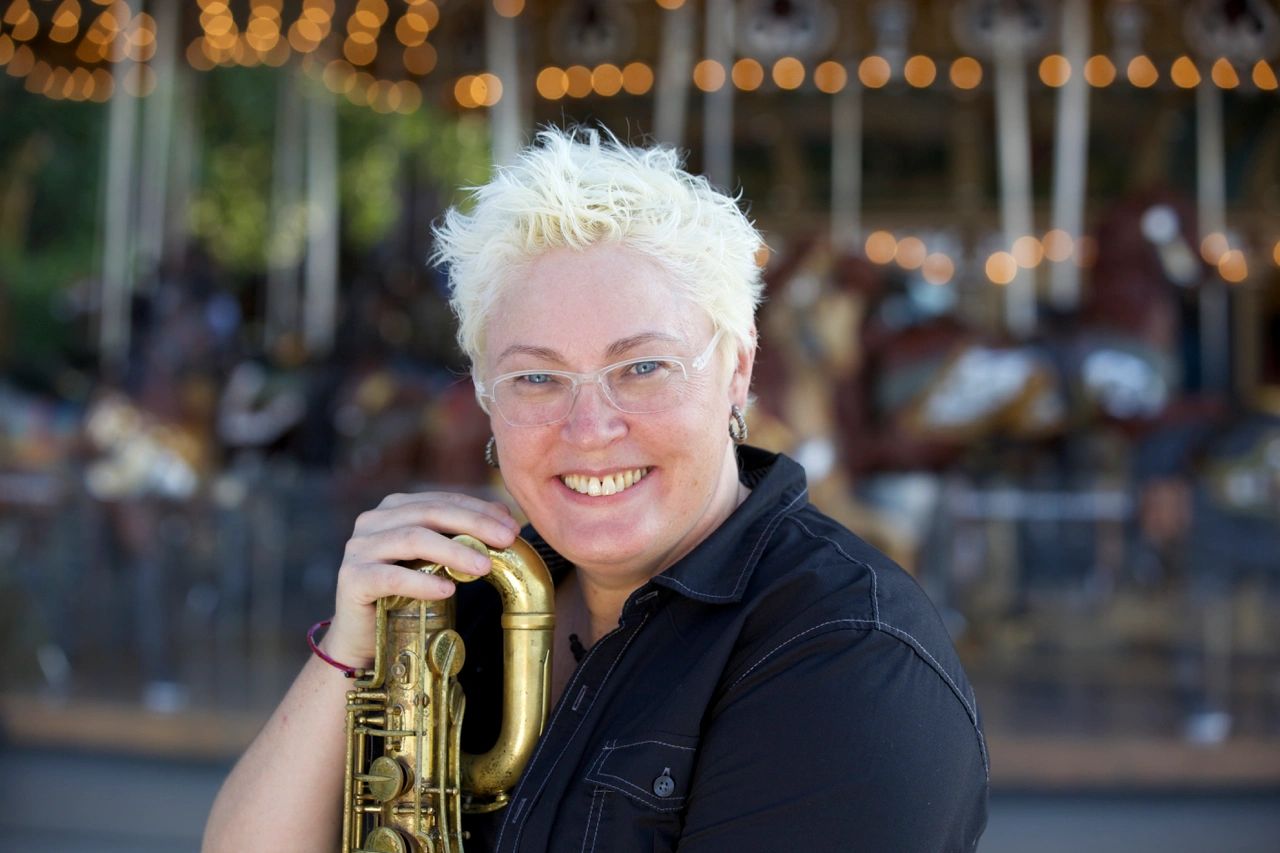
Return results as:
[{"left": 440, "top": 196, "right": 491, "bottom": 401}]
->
[{"left": 342, "top": 535, "right": 555, "bottom": 853}]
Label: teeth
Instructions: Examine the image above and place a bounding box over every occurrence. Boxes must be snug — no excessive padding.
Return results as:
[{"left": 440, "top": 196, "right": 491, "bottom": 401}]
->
[{"left": 562, "top": 468, "right": 648, "bottom": 497}]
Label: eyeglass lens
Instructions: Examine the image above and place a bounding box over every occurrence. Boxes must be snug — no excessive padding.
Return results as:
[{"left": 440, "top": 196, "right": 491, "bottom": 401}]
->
[{"left": 493, "top": 359, "right": 689, "bottom": 425}]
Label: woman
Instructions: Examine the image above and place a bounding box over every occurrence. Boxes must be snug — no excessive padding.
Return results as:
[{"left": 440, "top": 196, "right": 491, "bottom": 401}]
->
[{"left": 204, "top": 128, "right": 988, "bottom": 852}]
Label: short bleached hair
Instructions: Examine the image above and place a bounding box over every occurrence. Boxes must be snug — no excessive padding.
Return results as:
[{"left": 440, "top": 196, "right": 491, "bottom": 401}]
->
[{"left": 432, "top": 127, "right": 764, "bottom": 370}]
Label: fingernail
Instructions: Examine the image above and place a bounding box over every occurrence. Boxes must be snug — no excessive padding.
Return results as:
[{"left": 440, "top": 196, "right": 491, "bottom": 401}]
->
[{"left": 473, "top": 554, "right": 491, "bottom": 573}]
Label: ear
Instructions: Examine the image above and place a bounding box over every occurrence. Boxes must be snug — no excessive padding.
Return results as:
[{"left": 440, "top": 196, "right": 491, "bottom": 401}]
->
[{"left": 728, "top": 325, "right": 757, "bottom": 408}]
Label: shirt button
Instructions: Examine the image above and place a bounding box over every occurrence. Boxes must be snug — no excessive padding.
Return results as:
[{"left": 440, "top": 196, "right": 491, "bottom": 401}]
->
[{"left": 652, "top": 770, "right": 675, "bottom": 798}]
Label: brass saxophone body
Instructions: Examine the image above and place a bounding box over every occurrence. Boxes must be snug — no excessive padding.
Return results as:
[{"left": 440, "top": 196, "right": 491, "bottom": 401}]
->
[{"left": 342, "top": 535, "right": 555, "bottom": 853}]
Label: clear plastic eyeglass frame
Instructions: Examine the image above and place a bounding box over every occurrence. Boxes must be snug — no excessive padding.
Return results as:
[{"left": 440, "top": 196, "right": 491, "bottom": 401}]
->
[{"left": 475, "top": 329, "right": 724, "bottom": 427}]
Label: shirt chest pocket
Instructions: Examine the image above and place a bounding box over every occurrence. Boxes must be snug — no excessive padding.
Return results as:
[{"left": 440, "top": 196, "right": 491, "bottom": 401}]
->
[{"left": 576, "top": 735, "right": 700, "bottom": 853}]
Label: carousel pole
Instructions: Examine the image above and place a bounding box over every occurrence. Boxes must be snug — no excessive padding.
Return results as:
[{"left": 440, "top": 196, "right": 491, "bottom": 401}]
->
[
  {"left": 1048, "top": 0, "right": 1090, "bottom": 311},
  {"left": 266, "top": 68, "right": 305, "bottom": 351},
  {"left": 992, "top": 9, "right": 1037, "bottom": 339},
  {"left": 135, "top": 0, "right": 179, "bottom": 288},
  {"left": 830, "top": 49, "right": 862, "bottom": 254},
  {"left": 702, "top": 0, "right": 735, "bottom": 189},
  {"left": 654, "top": 1, "right": 695, "bottom": 148},
  {"left": 486, "top": 1, "right": 522, "bottom": 165},
  {"left": 99, "top": 0, "right": 140, "bottom": 377},
  {"left": 303, "top": 80, "right": 339, "bottom": 357},
  {"left": 1196, "top": 79, "right": 1231, "bottom": 394}
]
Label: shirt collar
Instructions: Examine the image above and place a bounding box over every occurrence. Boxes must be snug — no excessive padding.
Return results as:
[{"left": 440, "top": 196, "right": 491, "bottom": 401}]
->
[{"left": 523, "top": 445, "right": 810, "bottom": 604}]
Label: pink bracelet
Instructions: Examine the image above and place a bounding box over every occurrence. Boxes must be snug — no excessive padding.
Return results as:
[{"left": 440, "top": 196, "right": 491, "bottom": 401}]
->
[{"left": 307, "top": 619, "right": 360, "bottom": 678}]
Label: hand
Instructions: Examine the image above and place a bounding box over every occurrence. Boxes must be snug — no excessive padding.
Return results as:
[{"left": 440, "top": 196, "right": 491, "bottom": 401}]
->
[{"left": 321, "top": 492, "right": 523, "bottom": 667}]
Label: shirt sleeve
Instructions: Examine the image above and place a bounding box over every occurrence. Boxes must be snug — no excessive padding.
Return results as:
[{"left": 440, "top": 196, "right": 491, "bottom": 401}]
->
[{"left": 675, "top": 624, "right": 988, "bottom": 853}]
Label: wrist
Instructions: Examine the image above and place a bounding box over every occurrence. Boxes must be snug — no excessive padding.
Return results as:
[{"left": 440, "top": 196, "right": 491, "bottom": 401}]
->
[{"left": 307, "top": 620, "right": 372, "bottom": 677}]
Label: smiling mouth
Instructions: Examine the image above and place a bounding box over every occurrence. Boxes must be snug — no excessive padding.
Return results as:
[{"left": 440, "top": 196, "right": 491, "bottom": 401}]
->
[{"left": 560, "top": 468, "right": 650, "bottom": 497}]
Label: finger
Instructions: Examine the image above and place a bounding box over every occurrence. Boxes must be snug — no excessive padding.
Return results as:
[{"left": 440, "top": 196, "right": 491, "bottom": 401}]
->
[
  {"left": 337, "top": 561, "right": 459, "bottom": 607},
  {"left": 345, "top": 525, "right": 500, "bottom": 576}
]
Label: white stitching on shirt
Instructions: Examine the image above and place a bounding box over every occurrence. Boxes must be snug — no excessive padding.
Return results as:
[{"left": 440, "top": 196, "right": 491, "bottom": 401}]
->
[
  {"left": 660, "top": 487, "right": 807, "bottom": 601},
  {"left": 789, "top": 516, "right": 880, "bottom": 625},
  {"left": 580, "top": 786, "right": 605, "bottom": 853},
  {"left": 585, "top": 740, "right": 695, "bottom": 809},
  {"left": 498, "top": 612, "right": 652, "bottom": 852}
]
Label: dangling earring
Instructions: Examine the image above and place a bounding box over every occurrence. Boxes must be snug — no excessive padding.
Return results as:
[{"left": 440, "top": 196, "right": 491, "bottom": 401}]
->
[
  {"left": 729, "top": 405, "right": 748, "bottom": 444},
  {"left": 484, "top": 435, "right": 500, "bottom": 469}
]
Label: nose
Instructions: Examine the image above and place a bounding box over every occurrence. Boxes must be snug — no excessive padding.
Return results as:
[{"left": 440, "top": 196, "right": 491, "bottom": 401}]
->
[{"left": 560, "top": 378, "right": 626, "bottom": 447}]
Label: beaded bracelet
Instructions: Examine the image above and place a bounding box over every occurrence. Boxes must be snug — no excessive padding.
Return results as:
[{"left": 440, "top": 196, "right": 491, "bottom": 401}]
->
[{"left": 307, "top": 619, "right": 360, "bottom": 678}]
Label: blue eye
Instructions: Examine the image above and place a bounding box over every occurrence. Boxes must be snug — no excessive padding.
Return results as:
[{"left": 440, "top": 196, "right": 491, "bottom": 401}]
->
[
  {"left": 516, "top": 373, "right": 553, "bottom": 385},
  {"left": 631, "top": 361, "right": 660, "bottom": 376}
]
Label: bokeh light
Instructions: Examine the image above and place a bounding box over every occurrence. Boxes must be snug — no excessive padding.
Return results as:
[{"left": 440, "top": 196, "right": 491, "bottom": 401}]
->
[
  {"left": 1039, "top": 54, "right": 1070, "bottom": 87},
  {"left": 903, "top": 55, "right": 936, "bottom": 87},
  {"left": 986, "top": 251, "right": 1018, "bottom": 285},
  {"left": 693, "top": 59, "right": 726, "bottom": 92},
  {"left": 1211, "top": 58, "right": 1239, "bottom": 88},
  {"left": 858, "top": 55, "right": 891, "bottom": 88},
  {"left": 865, "top": 230, "right": 897, "bottom": 264},
  {"left": 772, "top": 56, "right": 805, "bottom": 90},
  {"left": 1084, "top": 55, "right": 1116, "bottom": 87},
  {"left": 922, "top": 252, "right": 955, "bottom": 285},
  {"left": 895, "top": 236, "right": 927, "bottom": 269},
  {"left": 950, "top": 56, "right": 983, "bottom": 89},
  {"left": 732, "top": 58, "right": 764, "bottom": 91},
  {"left": 1171, "top": 56, "right": 1201, "bottom": 88},
  {"left": 814, "top": 60, "right": 847, "bottom": 94}
]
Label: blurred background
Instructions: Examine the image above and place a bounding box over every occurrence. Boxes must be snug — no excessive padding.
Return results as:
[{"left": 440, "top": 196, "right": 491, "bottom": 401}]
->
[{"left": 1, "top": 0, "right": 1278, "bottom": 850}]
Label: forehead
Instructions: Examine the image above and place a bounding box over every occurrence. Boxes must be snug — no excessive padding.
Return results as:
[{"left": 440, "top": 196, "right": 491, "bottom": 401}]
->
[{"left": 484, "top": 244, "right": 704, "bottom": 366}]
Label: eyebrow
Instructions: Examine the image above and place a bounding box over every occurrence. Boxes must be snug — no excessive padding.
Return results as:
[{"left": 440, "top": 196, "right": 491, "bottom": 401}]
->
[{"left": 495, "top": 332, "right": 686, "bottom": 368}]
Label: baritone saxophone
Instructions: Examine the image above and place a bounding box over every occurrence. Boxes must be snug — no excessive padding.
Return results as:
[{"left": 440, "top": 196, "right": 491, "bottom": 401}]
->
[{"left": 342, "top": 535, "right": 555, "bottom": 853}]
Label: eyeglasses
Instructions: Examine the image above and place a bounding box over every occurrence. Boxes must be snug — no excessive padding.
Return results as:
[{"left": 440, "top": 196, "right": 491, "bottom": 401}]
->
[{"left": 476, "top": 329, "right": 724, "bottom": 427}]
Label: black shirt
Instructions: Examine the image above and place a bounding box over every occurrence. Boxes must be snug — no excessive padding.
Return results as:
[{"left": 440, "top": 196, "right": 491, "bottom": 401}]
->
[{"left": 456, "top": 446, "right": 988, "bottom": 852}]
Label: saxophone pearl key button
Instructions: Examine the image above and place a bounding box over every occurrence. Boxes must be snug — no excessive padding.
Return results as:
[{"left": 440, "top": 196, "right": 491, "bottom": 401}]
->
[{"left": 652, "top": 769, "right": 675, "bottom": 798}]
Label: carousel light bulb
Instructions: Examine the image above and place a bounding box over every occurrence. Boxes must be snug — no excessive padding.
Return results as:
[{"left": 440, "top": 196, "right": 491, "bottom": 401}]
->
[
  {"left": 592, "top": 63, "right": 622, "bottom": 96},
  {"left": 1042, "top": 229, "right": 1074, "bottom": 263},
  {"left": 1200, "top": 232, "right": 1229, "bottom": 265},
  {"left": 537, "top": 66, "right": 568, "bottom": 99},
  {"left": 864, "top": 230, "right": 897, "bottom": 265},
  {"left": 1217, "top": 249, "right": 1247, "bottom": 283},
  {"left": 922, "top": 253, "right": 955, "bottom": 285},
  {"left": 1012, "top": 236, "right": 1044, "bottom": 268},
  {"left": 1211, "top": 58, "right": 1239, "bottom": 88},
  {"left": 403, "top": 42, "right": 436, "bottom": 75},
  {"left": 1039, "top": 54, "right": 1070, "bottom": 87},
  {"left": 950, "top": 56, "right": 983, "bottom": 89},
  {"left": 732, "top": 58, "right": 764, "bottom": 91},
  {"left": 1127, "top": 55, "right": 1158, "bottom": 88},
  {"left": 493, "top": 0, "right": 525, "bottom": 17},
  {"left": 772, "top": 57, "right": 805, "bottom": 90},
  {"left": 986, "top": 251, "right": 1018, "bottom": 285},
  {"left": 621, "top": 62, "right": 653, "bottom": 95},
  {"left": 1084, "top": 55, "right": 1116, "bottom": 87},
  {"left": 656, "top": 0, "right": 685, "bottom": 9},
  {"left": 454, "top": 75, "right": 477, "bottom": 108},
  {"left": 895, "top": 236, "right": 927, "bottom": 269},
  {"left": 858, "top": 55, "right": 891, "bottom": 88},
  {"left": 903, "top": 55, "right": 936, "bottom": 87},
  {"left": 814, "top": 60, "right": 847, "bottom": 94},
  {"left": 1171, "top": 55, "right": 1201, "bottom": 88},
  {"left": 1272, "top": 240, "right": 1280, "bottom": 267},
  {"left": 1252, "top": 60, "right": 1278, "bottom": 90},
  {"left": 693, "top": 59, "right": 726, "bottom": 92},
  {"left": 565, "top": 64, "right": 591, "bottom": 97}
]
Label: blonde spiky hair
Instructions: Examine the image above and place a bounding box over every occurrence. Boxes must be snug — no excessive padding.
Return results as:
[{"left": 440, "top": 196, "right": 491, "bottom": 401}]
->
[{"left": 432, "top": 126, "right": 764, "bottom": 370}]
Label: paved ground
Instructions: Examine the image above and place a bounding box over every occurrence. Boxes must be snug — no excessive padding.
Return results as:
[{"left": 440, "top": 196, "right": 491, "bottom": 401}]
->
[{"left": 4, "top": 746, "right": 1279, "bottom": 852}]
